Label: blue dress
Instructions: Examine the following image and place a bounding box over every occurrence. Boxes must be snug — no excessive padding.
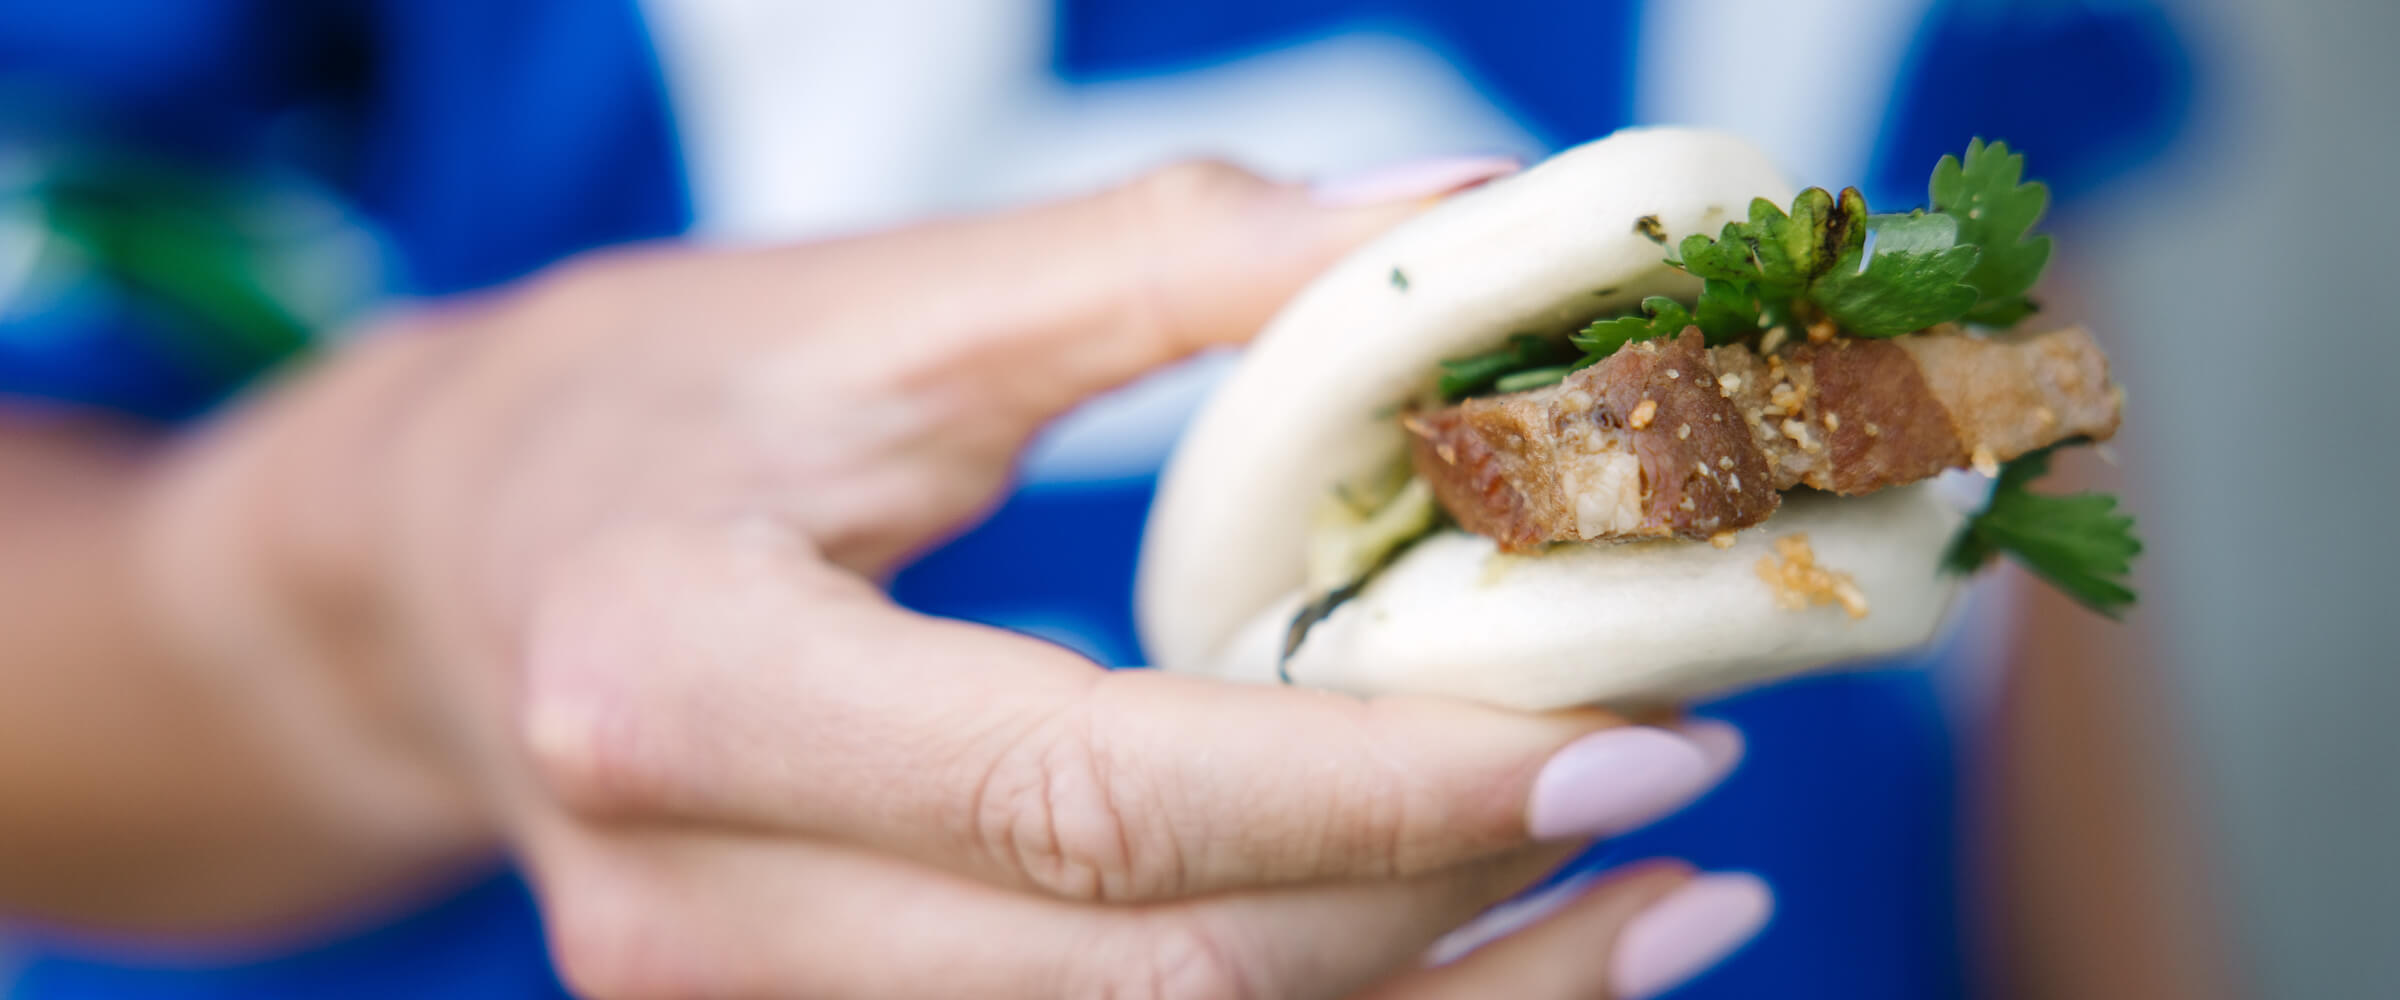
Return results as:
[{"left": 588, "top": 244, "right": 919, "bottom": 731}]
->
[{"left": 0, "top": 1, "right": 2191, "bottom": 995}]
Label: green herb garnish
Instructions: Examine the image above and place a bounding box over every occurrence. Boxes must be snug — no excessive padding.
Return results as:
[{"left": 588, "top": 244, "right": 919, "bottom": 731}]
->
[
  {"left": 1493, "top": 365, "right": 1573, "bottom": 393},
  {"left": 1932, "top": 139, "right": 2052, "bottom": 327},
  {"left": 1564, "top": 139, "right": 2050, "bottom": 368},
  {"left": 1946, "top": 445, "right": 2142, "bottom": 618},
  {"left": 1436, "top": 333, "right": 1578, "bottom": 401}
]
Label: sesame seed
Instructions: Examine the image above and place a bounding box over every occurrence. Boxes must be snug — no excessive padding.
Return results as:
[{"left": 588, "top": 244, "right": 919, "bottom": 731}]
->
[
  {"left": 1754, "top": 532, "right": 1868, "bottom": 619},
  {"left": 1676, "top": 423, "right": 1692, "bottom": 440},
  {"left": 1718, "top": 456, "right": 1735, "bottom": 470},
  {"left": 1833, "top": 581, "right": 1870, "bottom": 618},
  {"left": 1718, "top": 372, "right": 1742, "bottom": 395},
  {"left": 1971, "top": 444, "right": 2000, "bottom": 477},
  {"left": 1666, "top": 368, "right": 1681, "bottom": 380},
  {"left": 1823, "top": 412, "right": 1841, "bottom": 431},
  {"left": 1629, "top": 399, "right": 1659, "bottom": 429},
  {"left": 1710, "top": 531, "right": 1738, "bottom": 549}
]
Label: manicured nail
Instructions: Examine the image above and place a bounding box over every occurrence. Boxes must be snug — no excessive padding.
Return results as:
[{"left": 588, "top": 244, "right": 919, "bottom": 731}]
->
[
  {"left": 1677, "top": 718, "right": 1746, "bottom": 782},
  {"left": 1423, "top": 872, "right": 1598, "bottom": 966},
  {"left": 1611, "top": 872, "right": 1774, "bottom": 999},
  {"left": 1526, "top": 727, "right": 1720, "bottom": 840},
  {"left": 1310, "top": 154, "right": 1520, "bottom": 207}
]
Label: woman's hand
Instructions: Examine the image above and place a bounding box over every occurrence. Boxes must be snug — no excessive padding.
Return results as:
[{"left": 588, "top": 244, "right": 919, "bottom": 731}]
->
[{"left": 145, "top": 158, "right": 1768, "bottom": 998}]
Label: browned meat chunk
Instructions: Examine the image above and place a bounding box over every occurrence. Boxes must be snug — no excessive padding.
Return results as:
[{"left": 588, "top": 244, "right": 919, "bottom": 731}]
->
[{"left": 1404, "top": 325, "right": 2121, "bottom": 549}]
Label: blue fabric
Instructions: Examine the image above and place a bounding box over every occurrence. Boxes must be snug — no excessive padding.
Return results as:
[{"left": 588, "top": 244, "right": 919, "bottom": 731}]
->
[
  {"left": 1599, "top": 663, "right": 1969, "bottom": 997},
  {"left": 1, "top": 0, "right": 2189, "bottom": 997},
  {"left": 1867, "top": 0, "right": 2196, "bottom": 213},
  {"left": 0, "top": 0, "right": 689, "bottom": 420},
  {"left": 1055, "top": 0, "right": 1647, "bottom": 146},
  {"left": 0, "top": 292, "right": 237, "bottom": 422},
  {"left": 13, "top": 871, "right": 571, "bottom": 999},
  {"left": 0, "top": 0, "right": 688, "bottom": 297}
]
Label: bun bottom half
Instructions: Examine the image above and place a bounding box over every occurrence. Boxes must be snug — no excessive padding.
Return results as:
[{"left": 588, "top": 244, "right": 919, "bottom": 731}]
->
[{"left": 1184, "top": 484, "right": 1969, "bottom": 711}]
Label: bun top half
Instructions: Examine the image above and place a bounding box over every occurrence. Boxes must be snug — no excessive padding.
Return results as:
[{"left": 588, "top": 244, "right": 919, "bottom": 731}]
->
[{"left": 1138, "top": 128, "right": 1797, "bottom": 673}]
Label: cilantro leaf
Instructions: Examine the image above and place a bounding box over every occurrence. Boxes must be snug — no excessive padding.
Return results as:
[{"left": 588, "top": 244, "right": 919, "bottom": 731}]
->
[
  {"left": 1930, "top": 138, "right": 2053, "bottom": 326},
  {"left": 1666, "top": 186, "right": 1978, "bottom": 341},
  {"left": 1946, "top": 446, "right": 2142, "bottom": 618},
  {"left": 1715, "top": 190, "right": 1856, "bottom": 292},
  {"left": 1676, "top": 227, "right": 1759, "bottom": 285},
  {"left": 1437, "top": 333, "right": 1576, "bottom": 401},
  {"left": 1573, "top": 295, "right": 1692, "bottom": 363},
  {"left": 1812, "top": 212, "right": 1982, "bottom": 337},
  {"left": 1569, "top": 140, "right": 2055, "bottom": 369},
  {"left": 1864, "top": 209, "right": 1961, "bottom": 254},
  {"left": 1782, "top": 186, "right": 1866, "bottom": 280},
  {"left": 1692, "top": 278, "right": 1765, "bottom": 342}
]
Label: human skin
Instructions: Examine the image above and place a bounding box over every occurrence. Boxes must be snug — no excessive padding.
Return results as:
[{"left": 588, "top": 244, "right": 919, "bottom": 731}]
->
[{"left": 0, "top": 160, "right": 1769, "bottom": 999}]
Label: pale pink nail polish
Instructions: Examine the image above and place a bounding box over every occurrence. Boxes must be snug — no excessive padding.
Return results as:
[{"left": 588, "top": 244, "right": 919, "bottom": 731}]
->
[
  {"left": 1423, "top": 872, "right": 1598, "bottom": 966},
  {"left": 1309, "top": 154, "right": 1521, "bottom": 207},
  {"left": 1678, "top": 718, "right": 1747, "bottom": 782},
  {"left": 1525, "top": 727, "right": 1720, "bottom": 840},
  {"left": 1611, "top": 872, "right": 1774, "bottom": 999}
]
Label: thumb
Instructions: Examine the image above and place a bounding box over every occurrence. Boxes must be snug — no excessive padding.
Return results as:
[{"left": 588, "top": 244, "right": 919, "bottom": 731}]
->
[{"left": 791, "top": 155, "right": 1518, "bottom": 429}]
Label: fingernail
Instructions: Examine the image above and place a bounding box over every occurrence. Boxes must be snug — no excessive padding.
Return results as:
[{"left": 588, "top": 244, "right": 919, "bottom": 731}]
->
[
  {"left": 1309, "top": 154, "right": 1520, "bottom": 207},
  {"left": 1677, "top": 718, "right": 1746, "bottom": 782},
  {"left": 1611, "top": 872, "right": 1774, "bottom": 999},
  {"left": 1526, "top": 727, "right": 1720, "bottom": 840},
  {"left": 1423, "top": 872, "right": 1598, "bottom": 966}
]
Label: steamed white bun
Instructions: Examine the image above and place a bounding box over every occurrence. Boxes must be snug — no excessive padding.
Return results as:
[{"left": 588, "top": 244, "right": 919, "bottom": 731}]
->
[{"left": 1136, "top": 127, "right": 1965, "bottom": 709}]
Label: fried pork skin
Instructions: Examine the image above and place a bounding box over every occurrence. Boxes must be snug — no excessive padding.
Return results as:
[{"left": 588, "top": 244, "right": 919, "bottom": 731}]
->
[{"left": 1404, "top": 325, "right": 2120, "bottom": 549}]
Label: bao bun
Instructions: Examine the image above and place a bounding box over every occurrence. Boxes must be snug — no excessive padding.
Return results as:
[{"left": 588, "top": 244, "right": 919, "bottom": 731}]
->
[{"left": 1136, "top": 127, "right": 1967, "bottom": 710}]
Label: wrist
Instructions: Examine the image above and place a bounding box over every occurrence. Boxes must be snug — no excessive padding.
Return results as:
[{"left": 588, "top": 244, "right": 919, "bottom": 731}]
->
[{"left": 137, "top": 323, "right": 500, "bottom": 875}]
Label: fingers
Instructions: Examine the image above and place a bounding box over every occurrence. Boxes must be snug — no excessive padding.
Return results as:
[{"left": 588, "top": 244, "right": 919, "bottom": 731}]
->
[
  {"left": 1371, "top": 864, "right": 1773, "bottom": 1000},
  {"left": 525, "top": 818, "right": 1585, "bottom": 1000},
  {"left": 517, "top": 519, "right": 1741, "bottom": 904},
  {"left": 755, "top": 156, "right": 1516, "bottom": 431}
]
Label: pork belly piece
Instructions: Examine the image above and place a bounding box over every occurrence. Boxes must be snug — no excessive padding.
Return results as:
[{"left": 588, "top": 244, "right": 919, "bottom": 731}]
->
[{"left": 1404, "top": 326, "right": 2121, "bottom": 549}]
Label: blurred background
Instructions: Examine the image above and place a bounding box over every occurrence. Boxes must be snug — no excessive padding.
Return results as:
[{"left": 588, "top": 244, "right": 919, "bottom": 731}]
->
[{"left": 2, "top": 0, "right": 2393, "bottom": 997}]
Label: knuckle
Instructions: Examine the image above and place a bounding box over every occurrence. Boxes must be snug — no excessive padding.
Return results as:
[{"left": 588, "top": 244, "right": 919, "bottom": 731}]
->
[
  {"left": 1083, "top": 916, "right": 1263, "bottom": 1000},
  {"left": 516, "top": 680, "right": 663, "bottom": 816},
  {"left": 1108, "top": 159, "right": 1270, "bottom": 348},
  {"left": 971, "top": 708, "right": 1182, "bottom": 902},
  {"left": 517, "top": 571, "right": 677, "bottom": 817},
  {"left": 1123, "top": 159, "right": 1266, "bottom": 224}
]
